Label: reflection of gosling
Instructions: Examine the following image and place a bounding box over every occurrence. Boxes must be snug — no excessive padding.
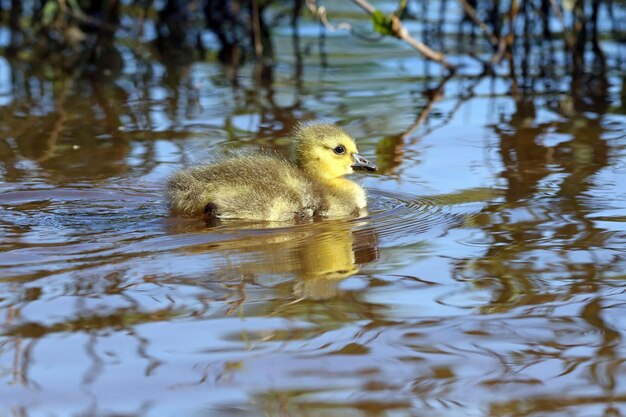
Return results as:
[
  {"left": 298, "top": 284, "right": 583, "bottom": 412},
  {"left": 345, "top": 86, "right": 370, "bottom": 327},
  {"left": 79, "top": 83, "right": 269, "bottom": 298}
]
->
[{"left": 167, "top": 123, "right": 377, "bottom": 221}]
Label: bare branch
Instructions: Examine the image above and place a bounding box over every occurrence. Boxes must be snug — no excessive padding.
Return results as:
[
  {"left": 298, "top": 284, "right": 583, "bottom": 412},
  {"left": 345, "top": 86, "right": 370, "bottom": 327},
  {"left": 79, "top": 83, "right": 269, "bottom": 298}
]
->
[
  {"left": 350, "top": 0, "right": 457, "bottom": 70},
  {"left": 351, "top": 0, "right": 376, "bottom": 14},
  {"left": 305, "top": 0, "right": 352, "bottom": 32},
  {"left": 549, "top": 0, "right": 576, "bottom": 50},
  {"left": 490, "top": 0, "right": 519, "bottom": 65}
]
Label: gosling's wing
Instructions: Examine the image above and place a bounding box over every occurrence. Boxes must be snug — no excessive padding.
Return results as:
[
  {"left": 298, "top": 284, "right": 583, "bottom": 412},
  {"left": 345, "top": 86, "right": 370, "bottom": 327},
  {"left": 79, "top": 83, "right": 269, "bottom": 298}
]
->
[{"left": 167, "top": 153, "right": 317, "bottom": 219}]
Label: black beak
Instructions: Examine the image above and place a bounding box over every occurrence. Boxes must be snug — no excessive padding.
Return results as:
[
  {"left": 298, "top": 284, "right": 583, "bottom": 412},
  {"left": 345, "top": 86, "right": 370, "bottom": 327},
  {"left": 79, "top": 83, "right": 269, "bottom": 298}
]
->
[{"left": 352, "top": 154, "right": 378, "bottom": 172}]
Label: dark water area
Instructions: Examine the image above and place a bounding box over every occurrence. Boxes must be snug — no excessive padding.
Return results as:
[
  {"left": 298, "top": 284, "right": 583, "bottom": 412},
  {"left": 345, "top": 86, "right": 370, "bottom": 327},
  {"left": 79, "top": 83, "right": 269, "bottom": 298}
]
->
[{"left": 2, "top": 1, "right": 626, "bottom": 416}]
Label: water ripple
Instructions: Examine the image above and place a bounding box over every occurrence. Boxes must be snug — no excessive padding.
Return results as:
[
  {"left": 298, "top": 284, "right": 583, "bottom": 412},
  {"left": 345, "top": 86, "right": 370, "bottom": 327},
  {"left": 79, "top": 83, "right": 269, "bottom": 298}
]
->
[{"left": 365, "top": 189, "right": 478, "bottom": 242}]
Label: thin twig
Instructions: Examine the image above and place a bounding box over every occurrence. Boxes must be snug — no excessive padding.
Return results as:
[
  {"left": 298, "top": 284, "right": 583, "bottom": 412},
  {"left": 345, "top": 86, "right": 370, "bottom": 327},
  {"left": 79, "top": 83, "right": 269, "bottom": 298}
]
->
[
  {"left": 351, "top": 0, "right": 457, "bottom": 70},
  {"left": 61, "top": 8, "right": 121, "bottom": 33},
  {"left": 351, "top": 0, "right": 376, "bottom": 14},
  {"left": 305, "top": 0, "right": 392, "bottom": 42},
  {"left": 307, "top": 0, "right": 456, "bottom": 70},
  {"left": 305, "top": 0, "right": 352, "bottom": 32},
  {"left": 457, "top": 0, "right": 499, "bottom": 47}
]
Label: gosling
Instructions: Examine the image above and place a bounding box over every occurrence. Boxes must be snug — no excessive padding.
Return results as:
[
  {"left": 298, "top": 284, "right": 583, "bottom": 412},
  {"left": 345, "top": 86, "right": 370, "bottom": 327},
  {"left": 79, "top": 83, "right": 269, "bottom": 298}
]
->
[{"left": 167, "top": 122, "right": 377, "bottom": 221}]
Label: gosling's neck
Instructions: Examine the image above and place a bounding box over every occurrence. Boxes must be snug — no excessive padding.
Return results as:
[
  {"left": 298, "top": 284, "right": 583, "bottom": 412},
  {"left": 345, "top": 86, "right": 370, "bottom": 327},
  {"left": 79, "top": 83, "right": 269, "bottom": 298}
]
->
[
  {"left": 296, "top": 160, "right": 366, "bottom": 209},
  {"left": 298, "top": 162, "right": 347, "bottom": 187},
  {"left": 296, "top": 157, "right": 346, "bottom": 183}
]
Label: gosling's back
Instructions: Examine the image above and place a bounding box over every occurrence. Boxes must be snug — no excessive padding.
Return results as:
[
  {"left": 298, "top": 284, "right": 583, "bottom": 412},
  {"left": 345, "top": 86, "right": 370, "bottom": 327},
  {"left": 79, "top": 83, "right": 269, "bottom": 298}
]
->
[{"left": 167, "top": 153, "right": 321, "bottom": 221}]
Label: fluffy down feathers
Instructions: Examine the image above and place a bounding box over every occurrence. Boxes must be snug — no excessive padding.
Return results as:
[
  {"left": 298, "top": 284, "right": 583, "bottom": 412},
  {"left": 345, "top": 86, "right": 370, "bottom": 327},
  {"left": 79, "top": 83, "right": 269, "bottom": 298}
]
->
[{"left": 167, "top": 123, "right": 376, "bottom": 221}]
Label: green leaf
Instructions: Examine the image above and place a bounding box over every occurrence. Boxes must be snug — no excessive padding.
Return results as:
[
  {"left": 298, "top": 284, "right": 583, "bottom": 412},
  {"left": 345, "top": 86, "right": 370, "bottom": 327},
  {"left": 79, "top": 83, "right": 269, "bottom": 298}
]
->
[
  {"left": 371, "top": 10, "right": 394, "bottom": 36},
  {"left": 42, "top": 1, "right": 59, "bottom": 26}
]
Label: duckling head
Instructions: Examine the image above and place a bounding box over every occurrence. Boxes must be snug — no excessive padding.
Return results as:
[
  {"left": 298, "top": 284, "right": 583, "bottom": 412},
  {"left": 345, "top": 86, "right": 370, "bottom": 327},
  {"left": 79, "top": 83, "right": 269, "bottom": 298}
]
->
[{"left": 293, "top": 123, "right": 377, "bottom": 181}]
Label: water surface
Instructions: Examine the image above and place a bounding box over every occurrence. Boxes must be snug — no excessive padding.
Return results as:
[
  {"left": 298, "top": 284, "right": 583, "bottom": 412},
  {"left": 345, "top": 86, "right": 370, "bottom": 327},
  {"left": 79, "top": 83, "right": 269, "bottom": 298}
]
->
[{"left": 2, "top": 3, "right": 626, "bottom": 416}]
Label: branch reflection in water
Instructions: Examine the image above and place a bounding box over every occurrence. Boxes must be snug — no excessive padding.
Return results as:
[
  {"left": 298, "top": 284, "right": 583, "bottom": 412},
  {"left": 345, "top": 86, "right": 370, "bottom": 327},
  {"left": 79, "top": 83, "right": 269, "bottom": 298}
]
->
[{"left": 1, "top": 1, "right": 626, "bottom": 415}]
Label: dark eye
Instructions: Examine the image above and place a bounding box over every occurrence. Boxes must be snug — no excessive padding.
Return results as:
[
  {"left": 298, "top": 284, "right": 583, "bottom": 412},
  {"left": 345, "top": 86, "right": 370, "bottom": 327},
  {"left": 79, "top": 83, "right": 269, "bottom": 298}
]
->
[{"left": 334, "top": 145, "right": 346, "bottom": 155}]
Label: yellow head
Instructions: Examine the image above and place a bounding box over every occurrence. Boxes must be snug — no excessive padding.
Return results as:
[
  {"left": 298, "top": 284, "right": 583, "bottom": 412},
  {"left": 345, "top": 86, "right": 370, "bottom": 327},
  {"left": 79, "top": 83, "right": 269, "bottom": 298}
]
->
[{"left": 293, "top": 123, "right": 377, "bottom": 181}]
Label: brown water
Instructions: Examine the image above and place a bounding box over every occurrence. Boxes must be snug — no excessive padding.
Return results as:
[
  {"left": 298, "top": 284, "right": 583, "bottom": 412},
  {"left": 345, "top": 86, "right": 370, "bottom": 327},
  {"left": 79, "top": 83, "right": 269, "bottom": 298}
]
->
[{"left": 2, "top": 4, "right": 626, "bottom": 417}]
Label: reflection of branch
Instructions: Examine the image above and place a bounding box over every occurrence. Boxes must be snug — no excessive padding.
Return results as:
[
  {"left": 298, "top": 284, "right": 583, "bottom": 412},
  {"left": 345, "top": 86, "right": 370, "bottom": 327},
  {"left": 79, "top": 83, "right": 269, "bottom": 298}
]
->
[
  {"left": 379, "top": 73, "right": 480, "bottom": 175},
  {"left": 225, "top": 281, "right": 247, "bottom": 316},
  {"left": 82, "top": 333, "right": 104, "bottom": 386},
  {"left": 4, "top": 305, "right": 40, "bottom": 389},
  {"left": 401, "top": 73, "right": 454, "bottom": 140},
  {"left": 410, "top": 73, "right": 487, "bottom": 142},
  {"left": 268, "top": 297, "right": 305, "bottom": 317},
  {"left": 38, "top": 81, "right": 69, "bottom": 162}
]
